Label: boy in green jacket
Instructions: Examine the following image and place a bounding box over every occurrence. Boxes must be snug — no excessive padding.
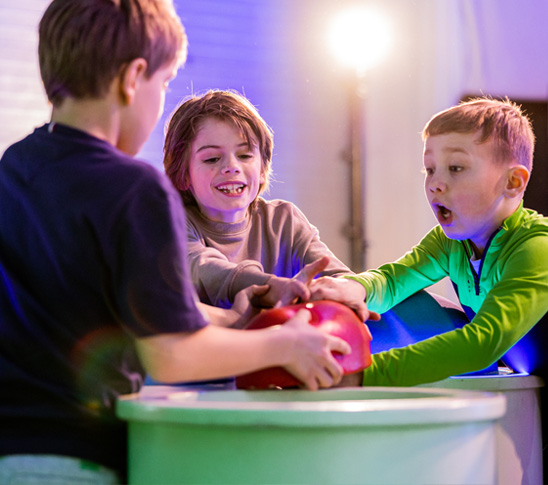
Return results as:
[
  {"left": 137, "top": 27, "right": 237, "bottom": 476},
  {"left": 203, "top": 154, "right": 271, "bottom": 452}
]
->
[{"left": 310, "top": 97, "right": 548, "bottom": 386}]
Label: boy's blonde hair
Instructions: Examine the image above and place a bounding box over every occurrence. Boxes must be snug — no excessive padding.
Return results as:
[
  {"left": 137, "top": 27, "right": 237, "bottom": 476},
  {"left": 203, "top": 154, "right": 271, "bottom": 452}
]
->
[
  {"left": 163, "top": 89, "right": 273, "bottom": 207},
  {"left": 39, "top": 0, "right": 187, "bottom": 107},
  {"left": 422, "top": 97, "right": 535, "bottom": 171}
]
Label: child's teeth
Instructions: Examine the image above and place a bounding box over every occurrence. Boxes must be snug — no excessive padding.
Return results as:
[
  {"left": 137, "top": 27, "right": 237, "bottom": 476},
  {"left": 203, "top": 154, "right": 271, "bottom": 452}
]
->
[{"left": 218, "top": 184, "right": 244, "bottom": 194}]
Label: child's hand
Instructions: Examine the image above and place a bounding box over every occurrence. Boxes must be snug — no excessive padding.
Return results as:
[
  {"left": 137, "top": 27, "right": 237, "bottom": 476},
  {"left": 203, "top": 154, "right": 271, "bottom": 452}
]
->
[
  {"left": 279, "top": 309, "right": 351, "bottom": 390},
  {"left": 258, "top": 276, "right": 309, "bottom": 308},
  {"left": 308, "top": 276, "right": 380, "bottom": 323},
  {"left": 259, "top": 256, "right": 333, "bottom": 308},
  {"left": 231, "top": 284, "right": 270, "bottom": 328},
  {"left": 292, "top": 255, "right": 331, "bottom": 287}
]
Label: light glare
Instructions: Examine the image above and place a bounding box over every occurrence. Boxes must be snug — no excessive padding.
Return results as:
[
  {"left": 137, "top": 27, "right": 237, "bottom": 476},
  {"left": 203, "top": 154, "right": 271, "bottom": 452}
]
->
[{"left": 328, "top": 6, "right": 391, "bottom": 74}]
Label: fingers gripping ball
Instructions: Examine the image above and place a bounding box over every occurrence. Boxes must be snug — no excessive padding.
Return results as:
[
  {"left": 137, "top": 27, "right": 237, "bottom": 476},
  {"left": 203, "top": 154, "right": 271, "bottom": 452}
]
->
[{"left": 235, "top": 300, "right": 373, "bottom": 390}]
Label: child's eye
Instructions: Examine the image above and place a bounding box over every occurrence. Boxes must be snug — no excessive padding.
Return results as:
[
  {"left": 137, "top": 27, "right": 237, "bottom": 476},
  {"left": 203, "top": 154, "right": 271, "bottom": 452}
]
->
[
  {"left": 422, "top": 167, "right": 434, "bottom": 176},
  {"left": 203, "top": 157, "right": 219, "bottom": 164},
  {"left": 449, "top": 165, "right": 463, "bottom": 173},
  {"left": 238, "top": 153, "right": 253, "bottom": 160}
]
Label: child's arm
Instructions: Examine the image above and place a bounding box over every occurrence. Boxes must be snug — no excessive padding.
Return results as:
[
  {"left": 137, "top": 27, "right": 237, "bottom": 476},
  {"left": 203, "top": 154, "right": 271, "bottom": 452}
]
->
[
  {"left": 345, "top": 233, "right": 548, "bottom": 387},
  {"left": 186, "top": 200, "right": 354, "bottom": 308},
  {"left": 310, "top": 226, "right": 451, "bottom": 318},
  {"left": 238, "top": 202, "right": 356, "bottom": 308},
  {"left": 135, "top": 308, "right": 352, "bottom": 391},
  {"left": 186, "top": 223, "right": 271, "bottom": 307},
  {"left": 284, "top": 202, "right": 353, "bottom": 279},
  {"left": 207, "top": 258, "right": 350, "bottom": 320}
]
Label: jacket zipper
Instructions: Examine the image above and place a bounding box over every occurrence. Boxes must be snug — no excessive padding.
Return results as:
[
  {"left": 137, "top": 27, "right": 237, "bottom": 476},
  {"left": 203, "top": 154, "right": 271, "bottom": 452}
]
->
[{"left": 463, "top": 227, "right": 502, "bottom": 296}]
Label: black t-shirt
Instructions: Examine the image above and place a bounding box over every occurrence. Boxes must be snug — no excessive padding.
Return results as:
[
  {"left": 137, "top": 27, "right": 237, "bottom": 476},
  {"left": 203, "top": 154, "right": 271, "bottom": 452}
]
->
[{"left": 0, "top": 123, "right": 208, "bottom": 473}]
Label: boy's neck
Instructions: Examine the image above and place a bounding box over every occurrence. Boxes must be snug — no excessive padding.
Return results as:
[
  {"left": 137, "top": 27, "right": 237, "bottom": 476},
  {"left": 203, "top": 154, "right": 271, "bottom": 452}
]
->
[
  {"left": 469, "top": 199, "right": 522, "bottom": 258},
  {"left": 51, "top": 97, "right": 120, "bottom": 148}
]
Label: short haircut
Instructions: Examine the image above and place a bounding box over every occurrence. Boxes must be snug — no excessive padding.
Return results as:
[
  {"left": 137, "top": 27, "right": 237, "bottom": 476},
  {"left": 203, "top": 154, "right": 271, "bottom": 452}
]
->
[
  {"left": 39, "top": 0, "right": 187, "bottom": 107},
  {"left": 422, "top": 97, "right": 535, "bottom": 171},
  {"left": 163, "top": 89, "right": 274, "bottom": 206}
]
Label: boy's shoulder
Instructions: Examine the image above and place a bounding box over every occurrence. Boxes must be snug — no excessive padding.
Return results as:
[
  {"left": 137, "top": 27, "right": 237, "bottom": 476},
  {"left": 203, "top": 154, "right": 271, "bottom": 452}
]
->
[
  {"left": 253, "top": 198, "right": 317, "bottom": 232},
  {"left": 255, "top": 197, "right": 304, "bottom": 217},
  {"left": 504, "top": 205, "right": 548, "bottom": 237},
  {"left": 520, "top": 206, "right": 548, "bottom": 226},
  {"left": 3, "top": 123, "right": 172, "bottom": 196},
  {"left": 492, "top": 206, "right": 548, "bottom": 262}
]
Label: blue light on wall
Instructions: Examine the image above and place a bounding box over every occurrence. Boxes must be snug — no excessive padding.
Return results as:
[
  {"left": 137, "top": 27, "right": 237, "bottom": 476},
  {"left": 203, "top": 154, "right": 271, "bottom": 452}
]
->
[{"left": 139, "top": 0, "right": 286, "bottom": 171}]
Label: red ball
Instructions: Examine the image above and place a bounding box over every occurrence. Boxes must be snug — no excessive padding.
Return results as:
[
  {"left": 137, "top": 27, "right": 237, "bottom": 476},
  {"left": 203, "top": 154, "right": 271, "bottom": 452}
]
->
[{"left": 235, "top": 300, "right": 372, "bottom": 390}]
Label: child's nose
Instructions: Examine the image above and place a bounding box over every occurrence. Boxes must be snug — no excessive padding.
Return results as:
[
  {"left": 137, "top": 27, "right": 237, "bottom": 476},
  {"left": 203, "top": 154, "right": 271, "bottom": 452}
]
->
[
  {"left": 221, "top": 155, "right": 241, "bottom": 173},
  {"left": 427, "top": 174, "right": 447, "bottom": 193}
]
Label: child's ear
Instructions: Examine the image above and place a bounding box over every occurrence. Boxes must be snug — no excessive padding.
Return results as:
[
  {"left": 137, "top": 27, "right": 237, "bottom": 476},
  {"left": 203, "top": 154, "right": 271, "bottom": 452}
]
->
[
  {"left": 118, "top": 58, "right": 148, "bottom": 105},
  {"left": 504, "top": 165, "right": 530, "bottom": 198}
]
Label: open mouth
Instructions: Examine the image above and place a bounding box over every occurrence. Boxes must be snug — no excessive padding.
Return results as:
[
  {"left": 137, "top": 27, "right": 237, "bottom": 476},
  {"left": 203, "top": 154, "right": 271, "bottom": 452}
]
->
[
  {"left": 216, "top": 183, "right": 246, "bottom": 195},
  {"left": 436, "top": 204, "right": 452, "bottom": 223}
]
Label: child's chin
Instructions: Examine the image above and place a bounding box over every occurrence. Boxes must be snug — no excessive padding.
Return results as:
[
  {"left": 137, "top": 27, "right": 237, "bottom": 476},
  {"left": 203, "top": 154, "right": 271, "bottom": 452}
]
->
[
  {"left": 443, "top": 231, "right": 466, "bottom": 242},
  {"left": 438, "top": 225, "right": 462, "bottom": 239}
]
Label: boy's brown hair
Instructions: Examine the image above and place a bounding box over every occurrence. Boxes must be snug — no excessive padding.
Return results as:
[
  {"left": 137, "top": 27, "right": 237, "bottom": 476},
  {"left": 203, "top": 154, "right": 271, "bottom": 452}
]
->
[
  {"left": 422, "top": 97, "right": 535, "bottom": 171},
  {"left": 39, "top": 0, "right": 187, "bottom": 108},
  {"left": 163, "top": 89, "right": 274, "bottom": 206}
]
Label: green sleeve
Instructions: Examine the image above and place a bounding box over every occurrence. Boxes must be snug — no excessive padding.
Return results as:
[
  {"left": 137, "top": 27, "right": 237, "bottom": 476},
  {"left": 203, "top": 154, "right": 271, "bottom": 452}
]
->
[
  {"left": 362, "top": 234, "right": 548, "bottom": 386},
  {"left": 344, "top": 226, "right": 451, "bottom": 313}
]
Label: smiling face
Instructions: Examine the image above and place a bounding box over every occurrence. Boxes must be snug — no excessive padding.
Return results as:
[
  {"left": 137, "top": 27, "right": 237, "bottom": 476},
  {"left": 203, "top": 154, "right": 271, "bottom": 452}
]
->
[
  {"left": 423, "top": 131, "right": 519, "bottom": 256},
  {"left": 188, "top": 117, "right": 265, "bottom": 223}
]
